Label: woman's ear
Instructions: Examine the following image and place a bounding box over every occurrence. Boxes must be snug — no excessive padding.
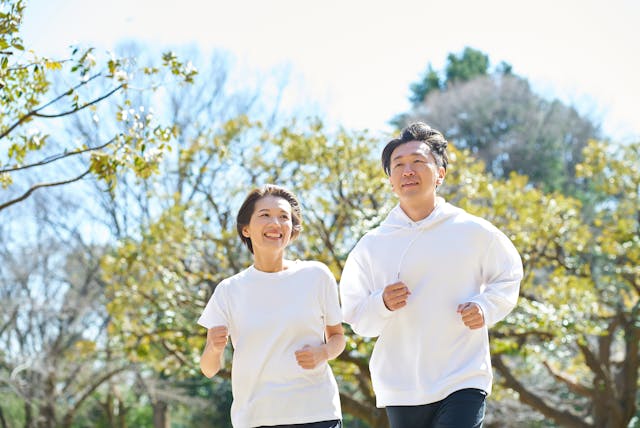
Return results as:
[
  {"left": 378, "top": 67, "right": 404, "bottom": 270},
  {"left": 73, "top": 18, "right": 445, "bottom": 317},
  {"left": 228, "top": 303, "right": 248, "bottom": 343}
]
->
[{"left": 242, "top": 227, "right": 250, "bottom": 238}]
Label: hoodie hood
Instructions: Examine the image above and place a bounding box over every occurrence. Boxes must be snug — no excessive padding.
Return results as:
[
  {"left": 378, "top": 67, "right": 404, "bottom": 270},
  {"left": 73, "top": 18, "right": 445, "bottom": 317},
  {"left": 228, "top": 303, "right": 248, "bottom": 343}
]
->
[{"left": 377, "top": 197, "right": 463, "bottom": 234}]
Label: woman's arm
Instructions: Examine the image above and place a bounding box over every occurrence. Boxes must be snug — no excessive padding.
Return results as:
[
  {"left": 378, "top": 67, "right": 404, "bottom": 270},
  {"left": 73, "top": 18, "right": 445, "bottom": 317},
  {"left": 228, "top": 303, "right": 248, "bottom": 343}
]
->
[
  {"left": 295, "top": 323, "right": 345, "bottom": 369},
  {"left": 200, "top": 326, "right": 228, "bottom": 378}
]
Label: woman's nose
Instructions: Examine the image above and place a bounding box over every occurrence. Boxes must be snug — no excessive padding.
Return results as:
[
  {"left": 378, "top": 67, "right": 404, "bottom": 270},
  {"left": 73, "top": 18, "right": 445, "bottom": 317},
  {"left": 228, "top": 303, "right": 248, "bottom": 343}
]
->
[{"left": 267, "top": 216, "right": 282, "bottom": 224}]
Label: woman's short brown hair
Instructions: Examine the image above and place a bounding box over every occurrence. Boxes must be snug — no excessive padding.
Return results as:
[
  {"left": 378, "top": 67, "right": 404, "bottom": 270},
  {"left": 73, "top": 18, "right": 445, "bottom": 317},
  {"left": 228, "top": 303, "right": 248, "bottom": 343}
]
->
[{"left": 236, "top": 184, "right": 303, "bottom": 254}]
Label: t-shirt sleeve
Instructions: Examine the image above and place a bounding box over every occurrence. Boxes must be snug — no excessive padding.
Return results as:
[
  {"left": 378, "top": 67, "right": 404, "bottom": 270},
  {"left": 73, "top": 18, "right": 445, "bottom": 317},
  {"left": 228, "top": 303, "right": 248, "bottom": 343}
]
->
[
  {"left": 197, "top": 283, "right": 229, "bottom": 329},
  {"left": 320, "top": 265, "right": 343, "bottom": 326}
]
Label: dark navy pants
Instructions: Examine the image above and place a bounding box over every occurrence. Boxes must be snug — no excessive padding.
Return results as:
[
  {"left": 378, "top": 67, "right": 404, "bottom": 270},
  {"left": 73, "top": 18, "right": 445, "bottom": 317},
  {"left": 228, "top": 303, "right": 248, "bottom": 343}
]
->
[
  {"left": 386, "top": 388, "right": 486, "bottom": 428},
  {"left": 255, "top": 420, "right": 341, "bottom": 428}
]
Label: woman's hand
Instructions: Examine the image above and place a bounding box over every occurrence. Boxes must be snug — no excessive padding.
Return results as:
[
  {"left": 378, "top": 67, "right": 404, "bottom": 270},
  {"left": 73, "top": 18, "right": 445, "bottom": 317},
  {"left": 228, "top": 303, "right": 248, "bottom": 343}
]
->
[
  {"left": 207, "top": 326, "right": 229, "bottom": 352},
  {"left": 295, "top": 344, "right": 328, "bottom": 369}
]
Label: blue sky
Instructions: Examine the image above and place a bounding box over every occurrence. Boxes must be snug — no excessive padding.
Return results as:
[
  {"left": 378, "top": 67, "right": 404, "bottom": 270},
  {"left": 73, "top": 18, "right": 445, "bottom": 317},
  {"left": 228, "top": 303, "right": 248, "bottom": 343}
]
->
[{"left": 21, "top": 0, "right": 640, "bottom": 142}]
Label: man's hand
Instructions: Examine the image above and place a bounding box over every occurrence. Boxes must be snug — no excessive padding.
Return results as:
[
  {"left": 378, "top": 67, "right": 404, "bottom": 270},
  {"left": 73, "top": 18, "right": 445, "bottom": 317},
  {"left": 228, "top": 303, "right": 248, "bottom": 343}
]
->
[
  {"left": 383, "top": 281, "right": 411, "bottom": 311},
  {"left": 457, "top": 302, "right": 485, "bottom": 329},
  {"left": 295, "top": 344, "right": 328, "bottom": 369},
  {"left": 206, "top": 326, "right": 229, "bottom": 352}
]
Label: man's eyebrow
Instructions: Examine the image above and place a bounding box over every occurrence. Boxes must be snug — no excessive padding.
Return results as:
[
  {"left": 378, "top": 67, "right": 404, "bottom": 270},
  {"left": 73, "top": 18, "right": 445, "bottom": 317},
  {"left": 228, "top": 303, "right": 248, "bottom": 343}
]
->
[{"left": 392, "top": 152, "right": 427, "bottom": 162}]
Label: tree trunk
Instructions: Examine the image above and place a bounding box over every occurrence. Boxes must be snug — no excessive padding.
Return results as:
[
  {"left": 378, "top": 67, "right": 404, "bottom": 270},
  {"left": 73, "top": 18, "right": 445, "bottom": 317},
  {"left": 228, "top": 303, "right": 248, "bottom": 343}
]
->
[
  {"left": 0, "top": 404, "right": 8, "bottom": 428},
  {"left": 24, "top": 401, "right": 34, "bottom": 428},
  {"left": 37, "top": 375, "right": 56, "bottom": 428},
  {"left": 152, "top": 400, "right": 170, "bottom": 428}
]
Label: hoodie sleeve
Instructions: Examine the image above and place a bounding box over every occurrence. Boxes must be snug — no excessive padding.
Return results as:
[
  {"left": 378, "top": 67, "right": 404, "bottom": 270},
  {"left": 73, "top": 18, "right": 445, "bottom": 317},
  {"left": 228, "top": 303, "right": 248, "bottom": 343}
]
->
[
  {"left": 470, "top": 230, "right": 523, "bottom": 327},
  {"left": 340, "top": 245, "right": 394, "bottom": 337}
]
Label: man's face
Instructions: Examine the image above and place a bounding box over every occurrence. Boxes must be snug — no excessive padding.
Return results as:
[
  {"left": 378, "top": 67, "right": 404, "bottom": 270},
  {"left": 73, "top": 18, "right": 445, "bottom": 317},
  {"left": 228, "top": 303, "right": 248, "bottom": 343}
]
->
[{"left": 388, "top": 140, "right": 446, "bottom": 201}]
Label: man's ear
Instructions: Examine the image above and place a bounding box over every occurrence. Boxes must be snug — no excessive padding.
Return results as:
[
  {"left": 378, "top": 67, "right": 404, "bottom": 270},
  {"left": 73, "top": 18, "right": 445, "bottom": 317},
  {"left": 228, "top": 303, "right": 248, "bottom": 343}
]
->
[{"left": 436, "top": 167, "right": 446, "bottom": 185}]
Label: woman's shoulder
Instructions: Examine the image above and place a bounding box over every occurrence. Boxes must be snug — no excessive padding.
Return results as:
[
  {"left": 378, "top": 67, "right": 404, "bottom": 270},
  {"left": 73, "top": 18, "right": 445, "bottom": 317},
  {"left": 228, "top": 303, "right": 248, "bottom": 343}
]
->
[
  {"left": 216, "top": 266, "right": 254, "bottom": 289},
  {"left": 291, "top": 259, "right": 334, "bottom": 278}
]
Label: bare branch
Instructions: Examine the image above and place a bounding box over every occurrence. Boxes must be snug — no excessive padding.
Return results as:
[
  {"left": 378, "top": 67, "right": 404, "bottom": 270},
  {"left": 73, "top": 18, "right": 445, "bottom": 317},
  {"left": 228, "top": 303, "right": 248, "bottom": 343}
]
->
[
  {"left": 34, "top": 84, "right": 123, "bottom": 119},
  {"left": 542, "top": 360, "right": 594, "bottom": 397},
  {"left": 0, "top": 138, "right": 117, "bottom": 173},
  {"left": 493, "top": 354, "right": 591, "bottom": 428},
  {"left": 62, "top": 365, "right": 129, "bottom": 426},
  {"left": 0, "top": 169, "right": 91, "bottom": 211}
]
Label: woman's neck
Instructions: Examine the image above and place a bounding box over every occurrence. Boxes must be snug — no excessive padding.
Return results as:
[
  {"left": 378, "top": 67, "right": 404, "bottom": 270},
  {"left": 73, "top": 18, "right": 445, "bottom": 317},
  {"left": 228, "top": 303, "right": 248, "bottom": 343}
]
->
[{"left": 253, "top": 250, "right": 287, "bottom": 273}]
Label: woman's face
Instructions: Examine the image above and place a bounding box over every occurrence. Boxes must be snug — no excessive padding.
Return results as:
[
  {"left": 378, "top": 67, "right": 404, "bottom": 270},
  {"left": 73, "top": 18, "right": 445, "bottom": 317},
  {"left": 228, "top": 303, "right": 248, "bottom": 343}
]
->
[{"left": 242, "top": 195, "right": 293, "bottom": 255}]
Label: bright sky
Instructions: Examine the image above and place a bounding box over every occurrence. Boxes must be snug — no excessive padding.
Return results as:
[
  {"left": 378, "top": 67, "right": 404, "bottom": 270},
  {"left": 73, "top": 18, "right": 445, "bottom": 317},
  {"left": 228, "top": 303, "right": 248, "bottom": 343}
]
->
[{"left": 21, "top": 0, "right": 640, "bottom": 142}]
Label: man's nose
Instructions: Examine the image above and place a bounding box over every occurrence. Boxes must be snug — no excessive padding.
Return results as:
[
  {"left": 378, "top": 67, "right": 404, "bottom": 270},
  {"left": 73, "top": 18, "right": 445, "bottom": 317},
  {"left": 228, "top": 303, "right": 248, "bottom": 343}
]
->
[{"left": 402, "top": 165, "right": 415, "bottom": 175}]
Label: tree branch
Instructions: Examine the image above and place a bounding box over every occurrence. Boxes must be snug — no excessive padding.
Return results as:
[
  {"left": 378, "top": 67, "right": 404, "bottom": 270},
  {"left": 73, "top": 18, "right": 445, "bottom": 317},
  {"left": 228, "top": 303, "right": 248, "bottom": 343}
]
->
[
  {"left": 493, "top": 354, "right": 590, "bottom": 428},
  {"left": 542, "top": 360, "right": 594, "bottom": 398},
  {"left": 0, "top": 138, "right": 116, "bottom": 173},
  {"left": 339, "top": 392, "right": 378, "bottom": 425},
  {"left": 62, "top": 365, "right": 129, "bottom": 427},
  {"left": 0, "top": 169, "right": 91, "bottom": 211},
  {"left": 0, "top": 73, "right": 104, "bottom": 140},
  {"left": 33, "top": 84, "right": 123, "bottom": 119}
]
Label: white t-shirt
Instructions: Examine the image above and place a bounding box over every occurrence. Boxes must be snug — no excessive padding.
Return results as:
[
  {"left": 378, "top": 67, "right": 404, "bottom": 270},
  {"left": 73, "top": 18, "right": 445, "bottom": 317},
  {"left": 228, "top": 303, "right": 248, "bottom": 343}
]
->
[{"left": 198, "top": 260, "right": 343, "bottom": 428}]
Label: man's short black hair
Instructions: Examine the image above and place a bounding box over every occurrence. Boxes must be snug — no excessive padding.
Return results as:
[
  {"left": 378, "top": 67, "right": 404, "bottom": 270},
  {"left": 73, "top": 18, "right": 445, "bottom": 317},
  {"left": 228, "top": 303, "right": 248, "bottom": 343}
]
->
[{"left": 381, "top": 122, "right": 449, "bottom": 176}]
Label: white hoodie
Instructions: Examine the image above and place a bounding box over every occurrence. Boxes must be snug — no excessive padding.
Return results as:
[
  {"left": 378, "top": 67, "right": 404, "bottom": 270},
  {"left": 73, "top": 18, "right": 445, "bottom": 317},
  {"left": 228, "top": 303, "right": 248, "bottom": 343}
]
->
[{"left": 340, "top": 198, "right": 522, "bottom": 407}]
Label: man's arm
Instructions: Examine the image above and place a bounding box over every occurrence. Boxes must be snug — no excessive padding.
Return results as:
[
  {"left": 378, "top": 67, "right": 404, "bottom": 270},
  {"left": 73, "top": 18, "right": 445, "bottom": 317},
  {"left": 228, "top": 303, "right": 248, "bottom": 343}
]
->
[
  {"left": 340, "top": 250, "right": 396, "bottom": 337},
  {"left": 466, "top": 231, "right": 523, "bottom": 327}
]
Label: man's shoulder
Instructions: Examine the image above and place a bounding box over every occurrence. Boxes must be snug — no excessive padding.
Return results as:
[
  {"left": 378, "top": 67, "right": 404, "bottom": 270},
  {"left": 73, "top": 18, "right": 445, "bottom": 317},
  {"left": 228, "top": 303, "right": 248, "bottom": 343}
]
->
[
  {"left": 354, "top": 225, "right": 388, "bottom": 246},
  {"left": 448, "top": 205, "right": 506, "bottom": 238}
]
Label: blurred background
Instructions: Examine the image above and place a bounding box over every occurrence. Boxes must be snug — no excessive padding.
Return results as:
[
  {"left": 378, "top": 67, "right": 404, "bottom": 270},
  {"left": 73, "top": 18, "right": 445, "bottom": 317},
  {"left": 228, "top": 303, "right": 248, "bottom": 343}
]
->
[{"left": 1, "top": 0, "right": 638, "bottom": 426}]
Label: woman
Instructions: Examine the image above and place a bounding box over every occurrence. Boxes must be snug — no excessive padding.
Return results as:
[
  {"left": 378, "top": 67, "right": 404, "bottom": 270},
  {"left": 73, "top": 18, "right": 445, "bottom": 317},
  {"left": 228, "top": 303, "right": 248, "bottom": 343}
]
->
[{"left": 198, "top": 184, "right": 345, "bottom": 428}]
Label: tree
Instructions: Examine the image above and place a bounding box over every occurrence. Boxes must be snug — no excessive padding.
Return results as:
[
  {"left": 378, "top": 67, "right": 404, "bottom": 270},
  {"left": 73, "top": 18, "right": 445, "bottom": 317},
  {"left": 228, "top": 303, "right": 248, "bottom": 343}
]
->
[
  {"left": 408, "top": 46, "right": 492, "bottom": 105},
  {"left": 0, "top": 210, "right": 131, "bottom": 428},
  {"left": 0, "top": 0, "right": 196, "bottom": 213},
  {"left": 399, "top": 48, "right": 600, "bottom": 193},
  {"left": 444, "top": 46, "right": 490, "bottom": 84},
  {"left": 85, "top": 44, "right": 292, "bottom": 425},
  {"left": 442, "top": 140, "right": 640, "bottom": 427},
  {"left": 98, "top": 119, "right": 390, "bottom": 427}
]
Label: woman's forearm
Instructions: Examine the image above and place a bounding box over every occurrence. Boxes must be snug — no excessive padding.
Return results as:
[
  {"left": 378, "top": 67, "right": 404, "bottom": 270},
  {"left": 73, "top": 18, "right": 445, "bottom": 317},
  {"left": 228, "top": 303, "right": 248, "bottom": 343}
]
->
[
  {"left": 200, "top": 344, "right": 223, "bottom": 378},
  {"left": 323, "top": 330, "right": 346, "bottom": 361}
]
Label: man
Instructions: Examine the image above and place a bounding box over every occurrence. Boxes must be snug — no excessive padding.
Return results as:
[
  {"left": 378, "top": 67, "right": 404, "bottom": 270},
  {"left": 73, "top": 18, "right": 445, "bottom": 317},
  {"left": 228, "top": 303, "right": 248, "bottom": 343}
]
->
[{"left": 340, "top": 122, "right": 522, "bottom": 427}]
